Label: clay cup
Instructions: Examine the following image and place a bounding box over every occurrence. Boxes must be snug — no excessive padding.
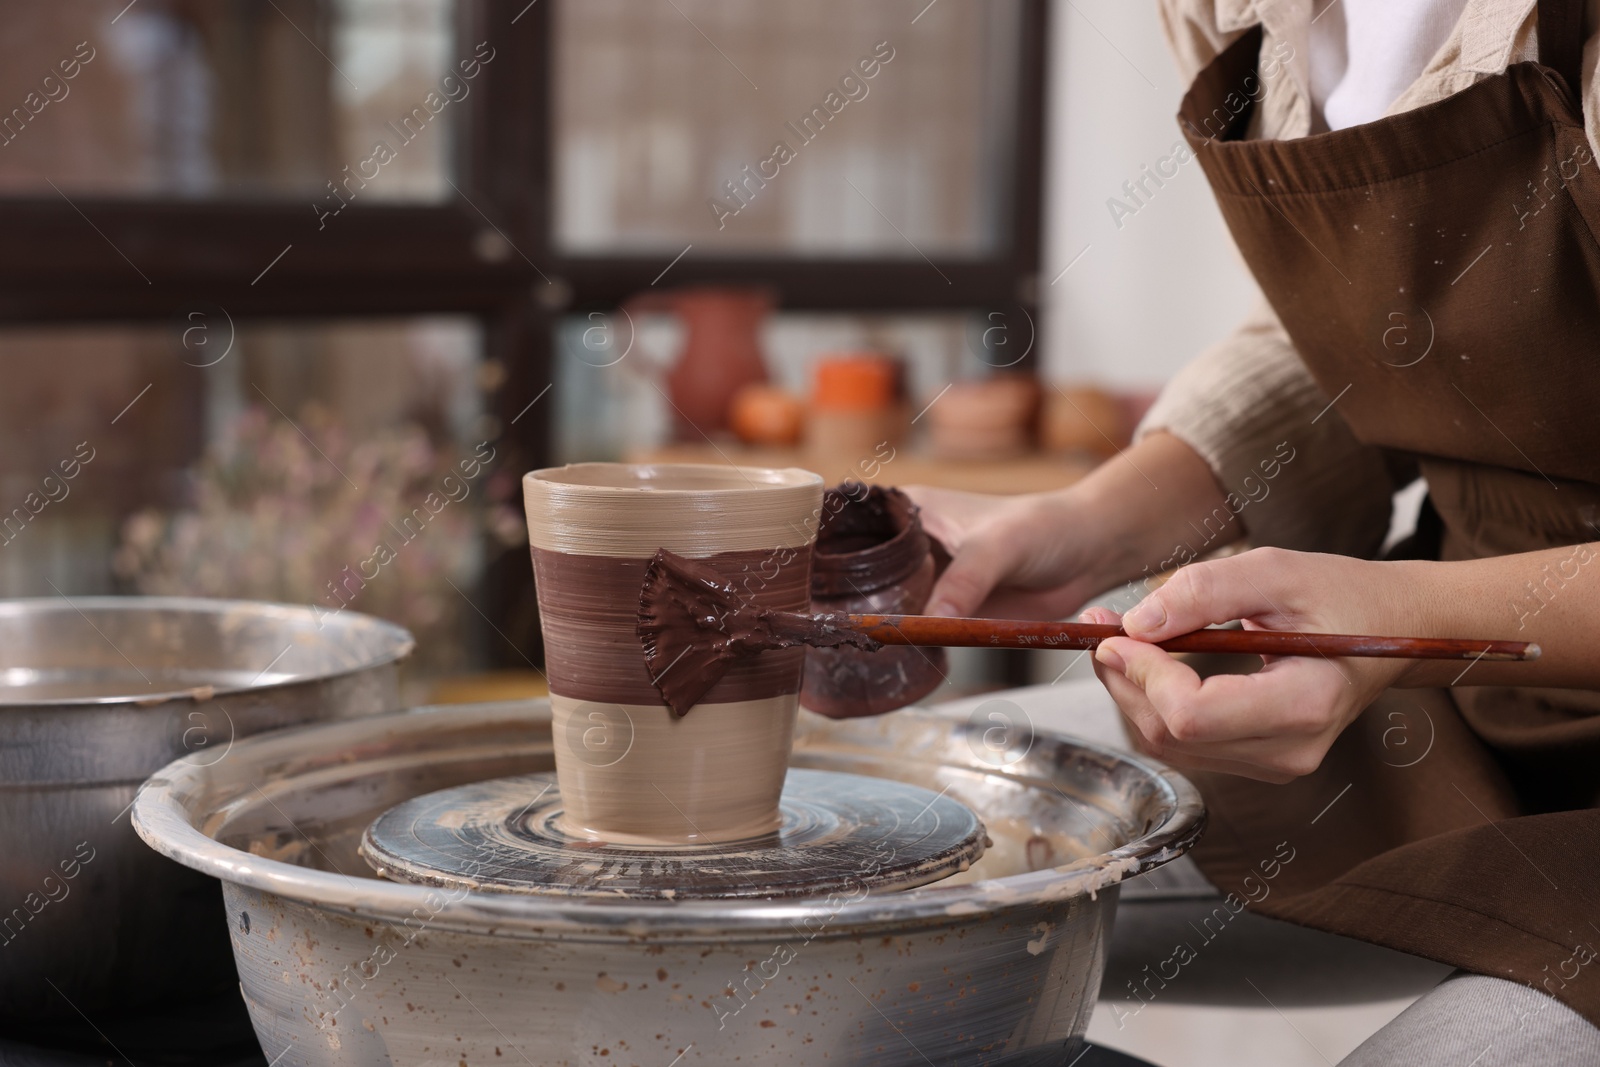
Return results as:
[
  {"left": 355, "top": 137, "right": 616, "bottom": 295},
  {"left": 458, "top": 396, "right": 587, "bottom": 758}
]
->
[{"left": 523, "top": 463, "right": 823, "bottom": 844}]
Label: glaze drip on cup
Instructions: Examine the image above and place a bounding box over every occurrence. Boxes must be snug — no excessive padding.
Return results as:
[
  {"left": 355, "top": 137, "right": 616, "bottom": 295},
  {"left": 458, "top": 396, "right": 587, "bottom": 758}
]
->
[{"left": 523, "top": 463, "right": 822, "bottom": 845}]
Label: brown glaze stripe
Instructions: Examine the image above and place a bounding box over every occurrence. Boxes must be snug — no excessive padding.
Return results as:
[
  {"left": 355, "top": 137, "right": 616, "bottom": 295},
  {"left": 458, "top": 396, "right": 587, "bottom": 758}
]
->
[{"left": 532, "top": 546, "right": 811, "bottom": 706}]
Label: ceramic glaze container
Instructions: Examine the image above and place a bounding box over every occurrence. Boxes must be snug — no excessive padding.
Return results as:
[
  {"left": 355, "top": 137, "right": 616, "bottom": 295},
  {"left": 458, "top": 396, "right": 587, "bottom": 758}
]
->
[
  {"left": 802, "top": 483, "right": 946, "bottom": 717},
  {"left": 522, "top": 463, "right": 823, "bottom": 844}
]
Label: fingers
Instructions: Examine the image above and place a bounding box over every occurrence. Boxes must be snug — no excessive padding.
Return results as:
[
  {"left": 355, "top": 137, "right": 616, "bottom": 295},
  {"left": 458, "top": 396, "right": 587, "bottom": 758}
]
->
[
  {"left": 1094, "top": 637, "right": 1211, "bottom": 757},
  {"left": 1095, "top": 637, "right": 1206, "bottom": 734},
  {"left": 1099, "top": 636, "right": 1343, "bottom": 743},
  {"left": 1121, "top": 547, "right": 1299, "bottom": 641},
  {"left": 1112, "top": 712, "right": 1301, "bottom": 784},
  {"left": 1093, "top": 656, "right": 1309, "bottom": 784},
  {"left": 1091, "top": 634, "right": 1346, "bottom": 781},
  {"left": 1084, "top": 548, "right": 1390, "bottom": 782},
  {"left": 918, "top": 494, "right": 1028, "bottom": 617},
  {"left": 903, "top": 485, "right": 1004, "bottom": 617},
  {"left": 907, "top": 487, "right": 1097, "bottom": 620},
  {"left": 900, "top": 485, "right": 963, "bottom": 551},
  {"left": 924, "top": 544, "right": 1010, "bottom": 618}
]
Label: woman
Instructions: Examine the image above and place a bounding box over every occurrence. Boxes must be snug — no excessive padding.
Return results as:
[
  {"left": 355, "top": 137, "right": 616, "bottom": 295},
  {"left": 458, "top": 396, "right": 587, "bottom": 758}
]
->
[{"left": 908, "top": 0, "right": 1600, "bottom": 1062}]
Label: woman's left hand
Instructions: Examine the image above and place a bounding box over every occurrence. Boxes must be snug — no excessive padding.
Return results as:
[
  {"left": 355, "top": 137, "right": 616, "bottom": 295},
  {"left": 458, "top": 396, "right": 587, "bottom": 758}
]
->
[{"left": 1086, "top": 547, "right": 1421, "bottom": 784}]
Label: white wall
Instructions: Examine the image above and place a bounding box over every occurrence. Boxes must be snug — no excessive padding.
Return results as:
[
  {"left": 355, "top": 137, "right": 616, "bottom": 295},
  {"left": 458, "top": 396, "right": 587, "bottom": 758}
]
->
[{"left": 1039, "top": 0, "right": 1257, "bottom": 387}]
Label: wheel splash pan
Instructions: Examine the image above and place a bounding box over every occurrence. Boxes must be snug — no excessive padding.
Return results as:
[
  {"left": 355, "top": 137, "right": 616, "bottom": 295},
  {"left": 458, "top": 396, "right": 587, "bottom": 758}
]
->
[{"left": 133, "top": 700, "right": 1203, "bottom": 1067}]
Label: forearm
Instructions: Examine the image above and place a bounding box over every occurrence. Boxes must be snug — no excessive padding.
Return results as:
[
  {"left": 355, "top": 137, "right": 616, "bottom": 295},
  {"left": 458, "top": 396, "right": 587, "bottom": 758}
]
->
[
  {"left": 1065, "top": 431, "right": 1242, "bottom": 594},
  {"left": 1387, "top": 544, "right": 1600, "bottom": 689}
]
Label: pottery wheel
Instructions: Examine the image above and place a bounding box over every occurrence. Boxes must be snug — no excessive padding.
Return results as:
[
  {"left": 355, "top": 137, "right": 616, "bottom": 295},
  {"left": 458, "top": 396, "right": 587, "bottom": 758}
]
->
[{"left": 358, "top": 769, "right": 987, "bottom": 900}]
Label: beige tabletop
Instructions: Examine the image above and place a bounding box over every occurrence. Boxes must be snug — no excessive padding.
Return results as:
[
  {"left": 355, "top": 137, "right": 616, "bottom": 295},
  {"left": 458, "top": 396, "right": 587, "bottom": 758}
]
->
[{"left": 625, "top": 443, "right": 1095, "bottom": 496}]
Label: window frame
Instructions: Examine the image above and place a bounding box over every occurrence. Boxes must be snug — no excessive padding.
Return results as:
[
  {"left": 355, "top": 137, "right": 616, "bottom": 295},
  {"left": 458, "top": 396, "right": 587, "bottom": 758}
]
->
[{"left": 0, "top": 0, "right": 1050, "bottom": 665}]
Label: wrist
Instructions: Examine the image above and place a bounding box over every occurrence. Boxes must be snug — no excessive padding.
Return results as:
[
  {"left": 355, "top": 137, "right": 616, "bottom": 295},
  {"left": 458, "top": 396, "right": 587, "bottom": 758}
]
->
[
  {"left": 1044, "top": 482, "right": 1133, "bottom": 592},
  {"left": 1358, "top": 558, "right": 1448, "bottom": 688}
]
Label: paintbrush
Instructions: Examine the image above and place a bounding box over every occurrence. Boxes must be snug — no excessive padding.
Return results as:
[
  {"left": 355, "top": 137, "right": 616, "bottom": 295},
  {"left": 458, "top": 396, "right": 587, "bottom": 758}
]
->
[{"left": 636, "top": 548, "right": 1540, "bottom": 716}]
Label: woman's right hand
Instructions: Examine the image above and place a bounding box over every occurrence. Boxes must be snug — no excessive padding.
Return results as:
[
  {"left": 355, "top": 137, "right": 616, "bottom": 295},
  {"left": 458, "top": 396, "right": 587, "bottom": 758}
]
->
[{"left": 903, "top": 486, "right": 1108, "bottom": 620}]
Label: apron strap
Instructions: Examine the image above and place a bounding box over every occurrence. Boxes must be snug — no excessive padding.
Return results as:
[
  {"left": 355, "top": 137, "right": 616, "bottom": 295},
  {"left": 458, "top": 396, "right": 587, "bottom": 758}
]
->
[{"left": 1538, "top": 0, "right": 1584, "bottom": 91}]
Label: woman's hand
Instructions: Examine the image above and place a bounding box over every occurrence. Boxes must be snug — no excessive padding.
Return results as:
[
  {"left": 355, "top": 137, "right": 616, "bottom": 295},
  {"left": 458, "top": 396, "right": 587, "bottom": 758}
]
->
[
  {"left": 906, "top": 431, "right": 1248, "bottom": 621},
  {"left": 903, "top": 486, "right": 1107, "bottom": 620},
  {"left": 1086, "top": 547, "right": 1418, "bottom": 784}
]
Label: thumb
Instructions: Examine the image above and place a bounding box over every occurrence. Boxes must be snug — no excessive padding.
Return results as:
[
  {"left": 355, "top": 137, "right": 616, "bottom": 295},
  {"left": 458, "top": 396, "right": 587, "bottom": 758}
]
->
[
  {"left": 925, "top": 547, "right": 1008, "bottom": 618},
  {"left": 1121, "top": 552, "right": 1285, "bottom": 641},
  {"left": 1100, "top": 633, "right": 1203, "bottom": 716}
]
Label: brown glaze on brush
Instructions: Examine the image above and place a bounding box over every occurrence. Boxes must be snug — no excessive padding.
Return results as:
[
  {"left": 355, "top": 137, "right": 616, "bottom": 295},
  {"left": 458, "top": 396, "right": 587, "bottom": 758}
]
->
[{"left": 638, "top": 548, "right": 1541, "bottom": 716}]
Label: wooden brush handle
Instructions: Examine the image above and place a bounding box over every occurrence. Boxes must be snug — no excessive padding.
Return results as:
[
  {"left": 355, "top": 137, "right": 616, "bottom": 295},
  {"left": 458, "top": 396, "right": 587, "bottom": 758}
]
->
[{"left": 847, "top": 615, "right": 1539, "bottom": 662}]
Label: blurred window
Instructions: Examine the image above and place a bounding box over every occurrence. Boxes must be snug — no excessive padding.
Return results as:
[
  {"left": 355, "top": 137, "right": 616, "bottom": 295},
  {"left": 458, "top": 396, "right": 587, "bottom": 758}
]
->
[
  {"left": 0, "top": 0, "right": 457, "bottom": 200},
  {"left": 0, "top": 0, "right": 1048, "bottom": 678},
  {"left": 553, "top": 0, "right": 1023, "bottom": 256}
]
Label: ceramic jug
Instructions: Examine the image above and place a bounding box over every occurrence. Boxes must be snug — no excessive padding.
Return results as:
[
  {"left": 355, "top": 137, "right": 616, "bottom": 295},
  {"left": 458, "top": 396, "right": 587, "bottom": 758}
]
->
[{"left": 626, "top": 286, "right": 773, "bottom": 439}]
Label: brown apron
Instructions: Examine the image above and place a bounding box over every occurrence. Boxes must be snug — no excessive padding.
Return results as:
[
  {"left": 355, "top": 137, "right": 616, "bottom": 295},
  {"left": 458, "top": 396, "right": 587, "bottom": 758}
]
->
[{"left": 1175, "top": 0, "right": 1600, "bottom": 1023}]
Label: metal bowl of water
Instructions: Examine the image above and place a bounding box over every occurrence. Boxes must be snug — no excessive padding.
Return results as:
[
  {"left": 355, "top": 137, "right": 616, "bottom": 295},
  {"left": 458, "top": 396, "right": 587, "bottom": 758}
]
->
[
  {"left": 133, "top": 700, "right": 1202, "bottom": 1065},
  {"left": 0, "top": 596, "right": 412, "bottom": 1018}
]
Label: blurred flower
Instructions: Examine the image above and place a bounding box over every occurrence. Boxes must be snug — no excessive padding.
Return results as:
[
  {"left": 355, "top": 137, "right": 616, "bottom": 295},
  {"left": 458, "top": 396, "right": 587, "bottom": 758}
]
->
[
  {"left": 115, "top": 405, "right": 503, "bottom": 674},
  {"left": 487, "top": 504, "right": 528, "bottom": 549}
]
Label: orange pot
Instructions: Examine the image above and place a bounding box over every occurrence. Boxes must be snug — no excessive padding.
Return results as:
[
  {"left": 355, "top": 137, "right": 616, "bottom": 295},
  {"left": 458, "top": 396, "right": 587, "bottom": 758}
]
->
[
  {"left": 729, "top": 384, "right": 806, "bottom": 446},
  {"left": 812, "top": 353, "right": 901, "bottom": 412},
  {"left": 809, "top": 353, "right": 908, "bottom": 460}
]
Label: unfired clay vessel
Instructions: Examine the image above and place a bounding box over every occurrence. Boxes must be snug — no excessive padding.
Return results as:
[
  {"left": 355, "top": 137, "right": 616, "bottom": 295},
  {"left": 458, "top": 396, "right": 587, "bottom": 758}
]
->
[
  {"left": 523, "top": 463, "right": 822, "bottom": 844},
  {"left": 624, "top": 287, "right": 773, "bottom": 438}
]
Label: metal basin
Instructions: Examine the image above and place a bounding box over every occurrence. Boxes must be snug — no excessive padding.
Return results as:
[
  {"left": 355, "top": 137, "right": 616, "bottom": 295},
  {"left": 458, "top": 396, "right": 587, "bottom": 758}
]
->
[
  {"left": 0, "top": 596, "right": 412, "bottom": 1018},
  {"left": 133, "top": 700, "right": 1202, "bottom": 1066}
]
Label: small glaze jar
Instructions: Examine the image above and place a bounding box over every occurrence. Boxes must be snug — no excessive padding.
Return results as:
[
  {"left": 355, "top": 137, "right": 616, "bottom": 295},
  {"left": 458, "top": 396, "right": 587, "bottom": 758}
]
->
[{"left": 801, "top": 482, "right": 946, "bottom": 717}]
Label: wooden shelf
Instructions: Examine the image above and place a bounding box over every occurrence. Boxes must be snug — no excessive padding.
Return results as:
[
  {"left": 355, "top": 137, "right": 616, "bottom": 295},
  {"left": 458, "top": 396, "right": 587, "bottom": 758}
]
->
[{"left": 625, "top": 443, "right": 1095, "bottom": 495}]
